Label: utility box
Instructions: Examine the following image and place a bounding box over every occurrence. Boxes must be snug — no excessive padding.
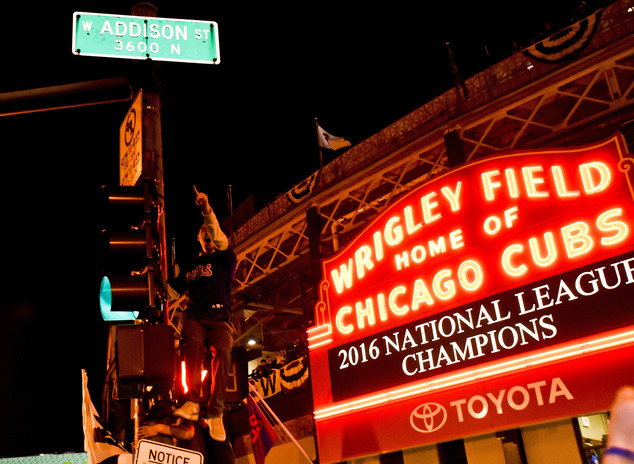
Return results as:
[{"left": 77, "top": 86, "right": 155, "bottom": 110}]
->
[{"left": 116, "top": 323, "right": 176, "bottom": 398}]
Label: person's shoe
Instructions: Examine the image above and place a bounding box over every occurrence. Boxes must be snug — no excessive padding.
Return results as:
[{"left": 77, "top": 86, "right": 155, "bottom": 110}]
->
[
  {"left": 205, "top": 415, "right": 226, "bottom": 441},
  {"left": 173, "top": 401, "right": 200, "bottom": 421}
]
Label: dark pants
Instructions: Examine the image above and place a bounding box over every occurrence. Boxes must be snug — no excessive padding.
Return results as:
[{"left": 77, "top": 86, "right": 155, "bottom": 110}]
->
[{"left": 181, "top": 318, "right": 233, "bottom": 417}]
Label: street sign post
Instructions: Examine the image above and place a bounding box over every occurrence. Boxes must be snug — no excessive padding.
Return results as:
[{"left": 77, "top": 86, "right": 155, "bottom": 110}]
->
[{"left": 72, "top": 11, "right": 220, "bottom": 64}]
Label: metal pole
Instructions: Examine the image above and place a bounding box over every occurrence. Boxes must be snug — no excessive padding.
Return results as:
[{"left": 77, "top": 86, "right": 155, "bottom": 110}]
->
[
  {"left": 141, "top": 90, "right": 168, "bottom": 322},
  {"left": 0, "top": 77, "right": 131, "bottom": 117},
  {"left": 314, "top": 117, "right": 324, "bottom": 170}
]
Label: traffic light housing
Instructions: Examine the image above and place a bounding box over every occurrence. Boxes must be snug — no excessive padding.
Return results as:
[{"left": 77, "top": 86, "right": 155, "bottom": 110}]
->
[
  {"left": 115, "top": 323, "right": 176, "bottom": 398},
  {"left": 98, "top": 181, "right": 166, "bottom": 321}
]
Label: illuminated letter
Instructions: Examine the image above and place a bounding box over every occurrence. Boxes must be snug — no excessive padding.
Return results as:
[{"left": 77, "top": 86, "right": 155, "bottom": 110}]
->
[
  {"left": 428, "top": 236, "right": 447, "bottom": 257},
  {"left": 502, "top": 244, "right": 527, "bottom": 277},
  {"left": 507, "top": 386, "right": 530, "bottom": 410},
  {"left": 575, "top": 271, "right": 599, "bottom": 296},
  {"left": 561, "top": 221, "right": 593, "bottom": 258},
  {"left": 433, "top": 270, "right": 456, "bottom": 300},
  {"left": 549, "top": 377, "right": 574, "bottom": 403},
  {"left": 580, "top": 161, "right": 611, "bottom": 194},
  {"left": 355, "top": 245, "right": 374, "bottom": 280},
  {"left": 331, "top": 259, "right": 354, "bottom": 293},
  {"left": 441, "top": 181, "right": 463, "bottom": 212},
  {"left": 522, "top": 166, "right": 549, "bottom": 198},
  {"left": 597, "top": 208, "right": 628, "bottom": 246},
  {"left": 555, "top": 280, "right": 578, "bottom": 304},
  {"left": 450, "top": 399, "right": 467, "bottom": 422},
  {"left": 449, "top": 229, "right": 465, "bottom": 249},
  {"left": 551, "top": 165, "right": 580, "bottom": 198},
  {"left": 487, "top": 390, "right": 507, "bottom": 413},
  {"left": 504, "top": 206, "right": 519, "bottom": 228},
  {"left": 335, "top": 306, "right": 354, "bottom": 334},
  {"left": 421, "top": 192, "right": 441, "bottom": 224},
  {"left": 481, "top": 170, "right": 501, "bottom": 201},
  {"left": 533, "top": 285, "right": 554, "bottom": 309},
  {"left": 468, "top": 395, "right": 489, "bottom": 418},
  {"left": 356, "top": 298, "right": 376, "bottom": 329},
  {"left": 377, "top": 293, "right": 389, "bottom": 321},
  {"left": 458, "top": 259, "right": 484, "bottom": 291},
  {"left": 527, "top": 381, "right": 548, "bottom": 406},
  {"left": 389, "top": 286, "right": 410, "bottom": 316},
  {"left": 411, "top": 245, "right": 426, "bottom": 264},
  {"left": 621, "top": 257, "right": 634, "bottom": 283},
  {"left": 373, "top": 231, "right": 385, "bottom": 261},
  {"left": 528, "top": 232, "right": 557, "bottom": 267},
  {"left": 539, "top": 315, "right": 557, "bottom": 339},
  {"left": 505, "top": 168, "right": 520, "bottom": 198},
  {"left": 402, "top": 354, "right": 418, "bottom": 376},
  {"left": 415, "top": 349, "right": 438, "bottom": 372},
  {"left": 394, "top": 251, "right": 410, "bottom": 271},
  {"left": 485, "top": 209, "right": 519, "bottom": 235},
  {"left": 385, "top": 217, "right": 403, "bottom": 246},
  {"left": 484, "top": 215, "right": 502, "bottom": 235},
  {"left": 404, "top": 206, "right": 422, "bottom": 234},
  {"left": 411, "top": 280, "right": 434, "bottom": 310}
]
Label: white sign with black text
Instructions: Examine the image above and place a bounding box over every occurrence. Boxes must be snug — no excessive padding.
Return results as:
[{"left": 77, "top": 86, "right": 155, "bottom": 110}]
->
[{"left": 134, "top": 439, "right": 202, "bottom": 464}]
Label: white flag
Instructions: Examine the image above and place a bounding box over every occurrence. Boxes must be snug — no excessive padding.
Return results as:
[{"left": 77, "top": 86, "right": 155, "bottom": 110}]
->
[
  {"left": 82, "top": 369, "right": 132, "bottom": 464},
  {"left": 317, "top": 125, "right": 351, "bottom": 150}
]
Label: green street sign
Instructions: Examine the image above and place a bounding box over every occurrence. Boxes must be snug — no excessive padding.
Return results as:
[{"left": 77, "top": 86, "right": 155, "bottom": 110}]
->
[{"left": 72, "top": 12, "right": 220, "bottom": 64}]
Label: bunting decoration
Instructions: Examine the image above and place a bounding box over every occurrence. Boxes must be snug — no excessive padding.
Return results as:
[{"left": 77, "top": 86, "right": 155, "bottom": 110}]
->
[
  {"left": 524, "top": 11, "right": 602, "bottom": 63},
  {"left": 250, "top": 355, "right": 310, "bottom": 399},
  {"left": 286, "top": 172, "right": 319, "bottom": 204},
  {"left": 279, "top": 356, "right": 310, "bottom": 390}
]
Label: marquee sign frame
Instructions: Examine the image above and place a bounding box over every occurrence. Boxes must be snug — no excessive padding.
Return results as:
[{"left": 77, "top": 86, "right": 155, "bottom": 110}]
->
[{"left": 307, "top": 135, "right": 634, "bottom": 462}]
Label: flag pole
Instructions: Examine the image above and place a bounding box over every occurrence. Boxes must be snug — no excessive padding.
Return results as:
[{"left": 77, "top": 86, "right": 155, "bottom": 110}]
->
[
  {"left": 314, "top": 117, "right": 324, "bottom": 170},
  {"left": 445, "top": 41, "right": 468, "bottom": 103},
  {"left": 249, "top": 383, "right": 314, "bottom": 464},
  {"left": 227, "top": 184, "right": 235, "bottom": 234}
]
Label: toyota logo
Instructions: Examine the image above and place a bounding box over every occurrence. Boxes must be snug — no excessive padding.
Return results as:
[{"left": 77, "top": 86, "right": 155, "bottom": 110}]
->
[{"left": 410, "top": 402, "right": 447, "bottom": 433}]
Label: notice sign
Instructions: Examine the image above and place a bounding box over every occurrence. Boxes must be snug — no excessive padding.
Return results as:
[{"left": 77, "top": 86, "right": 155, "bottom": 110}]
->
[
  {"left": 308, "top": 135, "right": 634, "bottom": 462},
  {"left": 72, "top": 12, "right": 220, "bottom": 64},
  {"left": 134, "top": 440, "right": 202, "bottom": 464}
]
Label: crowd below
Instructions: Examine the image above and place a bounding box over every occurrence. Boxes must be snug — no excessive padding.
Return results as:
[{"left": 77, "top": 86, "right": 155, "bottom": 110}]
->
[{"left": 249, "top": 338, "right": 308, "bottom": 380}]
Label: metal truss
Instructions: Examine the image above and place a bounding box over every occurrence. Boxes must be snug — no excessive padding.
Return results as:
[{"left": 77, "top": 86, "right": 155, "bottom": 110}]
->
[
  {"left": 228, "top": 1, "right": 634, "bottom": 347},
  {"left": 460, "top": 45, "right": 634, "bottom": 159}
]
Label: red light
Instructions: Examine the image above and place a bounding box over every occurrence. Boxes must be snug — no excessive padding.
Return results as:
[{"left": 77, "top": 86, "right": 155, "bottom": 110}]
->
[{"left": 180, "top": 361, "right": 209, "bottom": 394}]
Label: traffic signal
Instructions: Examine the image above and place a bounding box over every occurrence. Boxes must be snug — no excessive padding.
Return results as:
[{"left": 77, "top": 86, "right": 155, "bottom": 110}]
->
[
  {"left": 116, "top": 323, "right": 176, "bottom": 398},
  {"left": 98, "top": 180, "right": 166, "bottom": 322}
]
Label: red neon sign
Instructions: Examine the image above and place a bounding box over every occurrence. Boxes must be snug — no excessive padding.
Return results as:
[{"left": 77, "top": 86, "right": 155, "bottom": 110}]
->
[
  {"left": 315, "top": 342, "right": 634, "bottom": 462},
  {"left": 309, "top": 136, "right": 634, "bottom": 348},
  {"left": 308, "top": 135, "right": 634, "bottom": 461}
]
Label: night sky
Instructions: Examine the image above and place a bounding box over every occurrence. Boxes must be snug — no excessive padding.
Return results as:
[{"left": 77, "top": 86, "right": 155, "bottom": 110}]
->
[{"left": 0, "top": 0, "right": 586, "bottom": 457}]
